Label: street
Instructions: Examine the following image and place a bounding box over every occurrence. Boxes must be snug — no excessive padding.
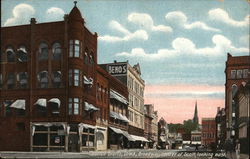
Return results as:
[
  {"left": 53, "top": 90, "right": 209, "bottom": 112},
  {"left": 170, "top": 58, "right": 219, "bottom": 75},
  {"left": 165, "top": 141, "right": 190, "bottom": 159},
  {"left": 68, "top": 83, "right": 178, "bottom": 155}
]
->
[{"left": 0, "top": 149, "right": 228, "bottom": 159}]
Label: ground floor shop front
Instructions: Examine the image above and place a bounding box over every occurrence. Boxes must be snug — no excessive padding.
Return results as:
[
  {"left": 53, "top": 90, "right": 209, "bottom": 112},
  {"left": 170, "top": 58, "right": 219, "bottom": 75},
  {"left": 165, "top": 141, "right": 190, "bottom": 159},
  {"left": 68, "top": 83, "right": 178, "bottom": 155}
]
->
[{"left": 31, "top": 122, "right": 107, "bottom": 152}]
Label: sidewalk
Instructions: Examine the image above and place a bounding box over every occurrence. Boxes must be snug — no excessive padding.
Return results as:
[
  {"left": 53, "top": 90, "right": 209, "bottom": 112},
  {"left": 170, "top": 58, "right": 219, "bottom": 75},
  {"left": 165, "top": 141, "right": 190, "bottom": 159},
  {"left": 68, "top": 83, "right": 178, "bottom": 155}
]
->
[{"left": 240, "top": 153, "right": 249, "bottom": 159}]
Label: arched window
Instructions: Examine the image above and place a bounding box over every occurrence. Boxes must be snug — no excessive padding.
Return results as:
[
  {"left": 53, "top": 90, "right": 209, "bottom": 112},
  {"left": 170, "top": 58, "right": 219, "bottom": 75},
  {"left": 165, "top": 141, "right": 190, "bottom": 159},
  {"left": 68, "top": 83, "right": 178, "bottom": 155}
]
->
[
  {"left": 17, "top": 72, "right": 28, "bottom": 88},
  {"left": 6, "top": 46, "right": 15, "bottom": 62},
  {"left": 38, "top": 42, "right": 48, "bottom": 60},
  {"left": 37, "top": 71, "right": 48, "bottom": 88},
  {"left": 232, "top": 84, "right": 238, "bottom": 98},
  {"left": 17, "top": 45, "right": 27, "bottom": 62},
  {"left": 52, "top": 71, "right": 62, "bottom": 88},
  {"left": 52, "top": 42, "right": 61, "bottom": 60}
]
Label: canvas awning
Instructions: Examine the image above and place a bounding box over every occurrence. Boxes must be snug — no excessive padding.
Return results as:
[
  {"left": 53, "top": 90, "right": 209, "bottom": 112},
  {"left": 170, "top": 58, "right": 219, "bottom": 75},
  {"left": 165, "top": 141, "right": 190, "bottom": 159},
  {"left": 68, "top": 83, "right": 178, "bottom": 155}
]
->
[
  {"left": 110, "top": 89, "right": 128, "bottom": 105},
  {"left": 130, "top": 135, "right": 149, "bottom": 142},
  {"left": 48, "top": 98, "right": 60, "bottom": 106},
  {"left": 118, "top": 113, "right": 130, "bottom": 123},
  {"left": 84, "top": 102, "right": 99, "bottom": 111},
  {"left": 191, "top": 141, "right": 201, "bottom": 145},
  {"left": 121, "top": 130, "right": 135, "bottom": 141},
  {"left": 110, "top": 111, "right": 128, "bottom": 122},
  {"left": 34, "top": 98, "right": 47, "bottom": 107},
  {"left": 79, "top": 123, "right": 96, "bottom": 130},
  {"left": 84, "top": 76, "right": 93, "bottom": 85},
  {"left": 109, "top": 126, "right": 123, "bottom": 134},
  {"left": 10, "top": 99, "right": 25, "bottom": 110}
]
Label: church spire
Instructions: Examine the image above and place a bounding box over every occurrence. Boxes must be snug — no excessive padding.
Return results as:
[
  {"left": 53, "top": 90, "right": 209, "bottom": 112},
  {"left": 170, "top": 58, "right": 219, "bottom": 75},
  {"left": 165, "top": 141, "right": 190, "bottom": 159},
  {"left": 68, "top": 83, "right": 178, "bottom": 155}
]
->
[{"left": 193, "top": 100, "right": 199, "bottom": 125}]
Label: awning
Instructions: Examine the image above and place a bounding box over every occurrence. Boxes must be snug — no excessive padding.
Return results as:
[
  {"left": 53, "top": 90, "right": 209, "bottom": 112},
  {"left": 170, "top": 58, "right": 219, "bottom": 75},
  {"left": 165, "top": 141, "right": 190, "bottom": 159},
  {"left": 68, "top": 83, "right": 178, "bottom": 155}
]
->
[
  {"left": 160, "top": 136, "right": 166, "bottom": 142},
  {"left": 84, "top": 76, "right": 93, "bottom": 85},
  {"left": 183, "top": 141, "right": 191, "bottom": 144},
  {"left": 118, "top": 113, "right": 130, "bottom": 123},
  {"left": 130, "top": 135, "right": 149, "bottom": 142},
  {"left": 109, "top": 126, "right": 123, "bottom": 134},
  {"left": 10, "top": 99, "right": 25, "bottom": 110},
  {"left": 48, "top": 98, "right": 61, "bottom": 106},
  {"left": 110, "top": 89, "right": 128, "bottom": 105},
  {"left": 121, "top": 130, "right": 135, "bottom": 141},
  {"left": 191, "top": 141, "right": 201, "bottom": 145},
  {"left": 31, "top": 122, "right": 66, "bottom": 136},
  {"left": 79, "top": 123, "right": 96, "bottom": 130},
  {"left": 84, "top": 102, "right": 99, "bottom": 111},
  {"left": 110, "top": 111, "right": 120, "bottom": 120},
  {"left": 34, "top": 98, "right": 47, "bottom": 107},
  {"left": 6, "top": 48, "right": 14, "bottom": 53},
  {"left": 17, "top": 47, "right": 27, "bottom": 53}
]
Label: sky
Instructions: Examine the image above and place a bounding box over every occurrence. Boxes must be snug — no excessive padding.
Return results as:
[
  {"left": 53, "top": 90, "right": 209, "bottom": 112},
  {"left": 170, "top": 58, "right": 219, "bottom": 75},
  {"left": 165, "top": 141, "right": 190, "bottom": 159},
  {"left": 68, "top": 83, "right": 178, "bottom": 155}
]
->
[{"left": 1, "top": 0, "right": 249, "bottom": 123}]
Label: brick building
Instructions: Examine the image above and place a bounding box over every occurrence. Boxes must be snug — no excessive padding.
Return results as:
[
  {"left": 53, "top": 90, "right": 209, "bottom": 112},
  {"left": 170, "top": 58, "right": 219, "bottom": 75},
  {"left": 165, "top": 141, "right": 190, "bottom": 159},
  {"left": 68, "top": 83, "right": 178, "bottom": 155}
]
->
[
  {"left": 225, "top": 53, "right": 250, "bottom": 143},
  {"left": 144, "top": 104, "right": 154, "bottom": 148},
  {"left": 201, "top": 118, "right": 216, "bottom": 147},
  {"left": 0, "top": 3, "right": 108, "bottom": 152},
  {"left": 215, "top": 107, "right": 226, "bottom": 149}
]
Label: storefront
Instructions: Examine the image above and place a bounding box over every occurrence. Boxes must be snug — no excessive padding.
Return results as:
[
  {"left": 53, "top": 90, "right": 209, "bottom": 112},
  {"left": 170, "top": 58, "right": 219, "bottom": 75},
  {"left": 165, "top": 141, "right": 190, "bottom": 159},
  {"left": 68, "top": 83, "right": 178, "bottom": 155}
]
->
[{"left": 96, "top": 126, "right": 107, "bottom": 151}]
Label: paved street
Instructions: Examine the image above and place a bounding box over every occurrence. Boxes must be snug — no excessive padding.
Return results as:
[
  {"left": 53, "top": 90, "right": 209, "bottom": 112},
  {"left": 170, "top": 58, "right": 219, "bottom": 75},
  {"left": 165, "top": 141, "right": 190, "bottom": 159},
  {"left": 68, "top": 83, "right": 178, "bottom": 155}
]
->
[{"left": 0, "top": 149, "right": 228, "bottom": 159}]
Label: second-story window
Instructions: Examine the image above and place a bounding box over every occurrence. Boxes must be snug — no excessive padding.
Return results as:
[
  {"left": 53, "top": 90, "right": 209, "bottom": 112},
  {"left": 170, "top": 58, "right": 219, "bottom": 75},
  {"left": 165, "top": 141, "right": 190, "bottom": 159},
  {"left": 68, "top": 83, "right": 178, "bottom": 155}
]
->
[
  {"left": 243, "top": 69, "right": 249, "bottom": 78},
  {"left": 68, "top": 98, "right": 79, "bottom": 115},
  {"left": 37, "top": 71, "right": 48, "bottom": 88},
  {"left": 52, "top": 43, "right": 62, "bottom": 60},
  {"left": 69, "top": 69, "right": 80, "bottom": 87},
  {"left": 237, "top": 70, "right": 242, "bottom": 79},
  {"left": 17, "top": 72, "right": 28, "bottom": 88},
  {"left": 7, "top": 73, "right": 15, "bottom": 89},
  {"left": 69, "top": 40, "right": 80, "bottom": 58},
  {"left": 17, "top": 46, "right": 27, "bottom": 62},
  {"left": 38, "top": 42, "right": 48, "bottom": 60},
  {"left": 52, "top": 71, "right": 62, "bottom": 88},
  {"left": 6, "top": 46, "right": 15, "bottom": 62}
]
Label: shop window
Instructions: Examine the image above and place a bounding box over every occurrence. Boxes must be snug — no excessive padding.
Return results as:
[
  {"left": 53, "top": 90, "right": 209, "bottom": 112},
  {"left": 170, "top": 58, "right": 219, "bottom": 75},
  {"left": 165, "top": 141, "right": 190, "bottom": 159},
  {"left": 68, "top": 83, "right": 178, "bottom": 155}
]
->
[
  {"left": 7, "top": 73, "right": 15, "bottom": 89},
  {"left": 69, "top": 40, "right": 81, "bottom": 58},
  {"left": 50, "top": 133, "right": 65, "bottom": 146},
  {"left": 52, "top": 42, "right": 62, "bottom": 60},
  {"left": 37, "top": 71, "right": 48, "bottom": 88},
  {"left": 237, "top": 70, "right": 242, "bottom": 79},
  {"left": 38, "top": 42, "right": 48, "bottom": 60},
  {"left": 52, "top": 71, "right": 62, "bottom": 88},
  {"left": 33, "top": 133, "right": 48, "bottom": 146},
  {"left": 17, "top": 46, "right": 27, "bottom": 62},
  {"left": 6, "top": 46, "right": 15, "bottom": 62},
  {"left": 243, "top": 69, "right": 249, "bottom": 78},
  {"left": 16, "top": 122, "right": 25, "bottom": 131},
  {"left": 17, "top": 72, "right": 28, "bottom": 88}
]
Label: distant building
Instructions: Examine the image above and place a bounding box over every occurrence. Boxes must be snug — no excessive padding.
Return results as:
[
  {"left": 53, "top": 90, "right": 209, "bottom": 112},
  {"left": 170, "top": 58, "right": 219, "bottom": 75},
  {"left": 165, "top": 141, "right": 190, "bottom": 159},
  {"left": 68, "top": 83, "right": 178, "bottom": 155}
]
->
[
  {"left": 215, "top": 107, "right": 226, "bottom": 149},
  {"left": 201, "top": 118, "right": 216, "bottom": 147},
  {"left": 158, "top": 117, "right": 169, "bottom": 149},
  {"left": 225, "top": 53, "right": 250, "bottom": 143},
  {"left": 233, "top": 81, "right": 250, "bottom": 155},
  {"left": 144, "top": 104, "right": 153, "bottom": 148},
  {"left": 151, "top": 111, "right": 158, "bottom": 148},
  {"left": 191, "top": 130, "right": 201, "bottom": 145}
]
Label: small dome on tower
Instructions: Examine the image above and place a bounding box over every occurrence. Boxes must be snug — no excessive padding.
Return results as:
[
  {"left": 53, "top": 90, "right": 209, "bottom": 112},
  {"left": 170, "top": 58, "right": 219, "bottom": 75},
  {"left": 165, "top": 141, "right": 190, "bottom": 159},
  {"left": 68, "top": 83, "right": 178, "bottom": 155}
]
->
[{"left": 68, "top": 1, "right": 84, "bottom": 22}]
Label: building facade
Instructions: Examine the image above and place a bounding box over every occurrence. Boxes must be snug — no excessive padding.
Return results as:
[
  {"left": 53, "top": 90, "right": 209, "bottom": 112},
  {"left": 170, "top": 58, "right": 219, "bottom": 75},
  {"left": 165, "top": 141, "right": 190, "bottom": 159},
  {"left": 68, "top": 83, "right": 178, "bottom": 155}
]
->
[
  {"left": 0, "top": 4, "right": 103, "bottom": 152},
  {"left": 144, "top": 104, "right": 154, "bottom": 148},
  {"left": 151, "top": 110, "right": 158, "bottom": 148},
  {"left": 215, "top": 107, "right": 226, "bottom": 149},
  {"left": 201, "top": 118, "right": 216, "bottom": 147},
  {"left": 225, "top": 53, "right": 250, "bottom": 143},
  {"left": 158, "top": 117, "right": 169, "bottom": 149},
  {"left": 100, "top": 62, "right": 145, "bottom": 138},
  {"left": 234, "top": 81, "right": 249, "bottom": 154},
  {"left": 191, "top": 130, "right": 201, "bottom": 145}
]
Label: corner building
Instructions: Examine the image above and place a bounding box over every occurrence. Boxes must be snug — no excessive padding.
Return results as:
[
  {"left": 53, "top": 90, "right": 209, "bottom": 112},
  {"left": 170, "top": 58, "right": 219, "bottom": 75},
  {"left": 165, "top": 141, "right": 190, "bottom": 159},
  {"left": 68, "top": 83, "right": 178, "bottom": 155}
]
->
[{"left": 0, "top": 4, "right": 105, "bottom": 152}]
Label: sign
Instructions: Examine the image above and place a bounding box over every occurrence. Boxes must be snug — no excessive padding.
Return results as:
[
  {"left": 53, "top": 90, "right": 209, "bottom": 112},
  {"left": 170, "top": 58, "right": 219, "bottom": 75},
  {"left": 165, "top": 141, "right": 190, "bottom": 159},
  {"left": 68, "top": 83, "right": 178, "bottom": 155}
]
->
[
  {"left": 55, "top": 137, "right": 60, "bottom": 144},
  {"left": 108, "top": 64, "right": 127, "bottom": 75}
]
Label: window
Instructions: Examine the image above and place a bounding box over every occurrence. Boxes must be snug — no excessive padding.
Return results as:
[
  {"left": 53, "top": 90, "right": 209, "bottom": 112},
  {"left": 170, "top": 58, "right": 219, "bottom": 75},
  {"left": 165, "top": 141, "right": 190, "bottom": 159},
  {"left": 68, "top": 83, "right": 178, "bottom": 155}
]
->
[
  {"left": 37, "top": 71, "right": 48, "bottom": 88},
  {"left": 237, "top": 70, "right": 242, "bottom": 79},
  {"left": 230, "top": 70, "right": 236, "bottom": 79},
  {"left": 84, "top": 51, "right": 88, "bottom": 64},
  {"left": 243, "top": 69, "right": 249, "bottom": 78},
  {"left": 38, "top": 42, "right": 48, "bottom": 60},
  {"left": 69, "top": 69, "right": 72, "bottom": 86},
  {"left": 69, "top": 40, "right": 80, "bottom": 58},
  {"left": 17, "top": 46, "right": 27, "bottom": 62},
  {"left": 52, "top": 43, "right": 61, "bottom": 60},
  {"left": 232, "top": 84, "right": 238, "bottom": 98},
  {"left": 0, "top": 74, "right": 2, "bottom": 89},
  {"left": 52, "top": 71, "right": 62, "bottom": 88},
  {"left": 89, "top": 54, "right": 94, "bottom": 65},
  {"left": 17, "top": 72, "right": 28, "bottom": 88},
  {"left": 6, "top": 46, "right": 15, "bottom": 62},
  {"left": 7, "top": 73, "right": 15, "bottom": 89},
  {"left": 68, "top": 98, "right": 79, "bottom": 115},
  {"left": 74, "top": 69, "right": 80, "bottom": 86}
]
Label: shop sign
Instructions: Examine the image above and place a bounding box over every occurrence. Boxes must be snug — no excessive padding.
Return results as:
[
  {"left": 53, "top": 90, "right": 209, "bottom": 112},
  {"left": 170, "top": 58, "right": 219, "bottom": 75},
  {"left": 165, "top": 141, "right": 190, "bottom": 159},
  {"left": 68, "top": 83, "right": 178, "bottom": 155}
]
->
[
  {"left": 55, "top": 137, "right": 60, "bottom": 144},
  {"left": 108, "top": 64, "right": 127, "bottom": 75}
]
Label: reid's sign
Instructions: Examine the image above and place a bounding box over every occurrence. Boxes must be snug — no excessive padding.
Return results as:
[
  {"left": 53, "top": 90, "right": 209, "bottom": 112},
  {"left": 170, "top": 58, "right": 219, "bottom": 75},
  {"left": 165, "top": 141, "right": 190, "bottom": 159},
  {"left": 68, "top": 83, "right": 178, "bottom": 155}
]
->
[{"left": 108, "top": 64, "right": 127, "bottom": 75}]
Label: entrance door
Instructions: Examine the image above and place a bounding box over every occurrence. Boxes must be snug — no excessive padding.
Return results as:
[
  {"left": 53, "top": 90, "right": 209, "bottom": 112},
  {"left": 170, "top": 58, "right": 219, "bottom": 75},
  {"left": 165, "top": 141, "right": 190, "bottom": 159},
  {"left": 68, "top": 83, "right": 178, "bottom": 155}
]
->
[{"left": 68, "top": 134, "right": 79, "bottom": 152}]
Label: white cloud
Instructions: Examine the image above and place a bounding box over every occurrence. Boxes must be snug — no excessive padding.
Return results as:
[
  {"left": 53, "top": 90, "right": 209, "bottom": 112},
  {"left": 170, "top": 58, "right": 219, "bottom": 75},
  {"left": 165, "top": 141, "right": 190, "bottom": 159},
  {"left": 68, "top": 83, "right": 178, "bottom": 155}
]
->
[
  {"left": 128, "top": 13, "right": 172, "bottom": 33},
  {"left": 46, "top": 7, "right": 65, "bottom": 21},
  {"left": 116, "top": 34, "right": 249, "bottom": 60},
  {"left": 98, "top": 20, "right": 148, "bottom": 42},
  {"left": 4, "top": 3, "right": 35, "bottom": 26},
  {"left": 209, "top": 8, "right": 249, "bottom": 27},
  {"left": 165, "top": 11, "right": 220, "bottom": 32},
  {"left": 239, "top": 35, "right": 249, "bottom": 46}
]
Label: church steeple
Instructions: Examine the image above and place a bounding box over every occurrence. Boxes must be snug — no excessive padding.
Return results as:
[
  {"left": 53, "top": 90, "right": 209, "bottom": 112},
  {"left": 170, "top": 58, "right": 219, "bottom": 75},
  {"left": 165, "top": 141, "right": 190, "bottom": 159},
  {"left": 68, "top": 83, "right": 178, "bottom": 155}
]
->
[{"left": 193, "top": 100, "right": 199, "bottom": 125}]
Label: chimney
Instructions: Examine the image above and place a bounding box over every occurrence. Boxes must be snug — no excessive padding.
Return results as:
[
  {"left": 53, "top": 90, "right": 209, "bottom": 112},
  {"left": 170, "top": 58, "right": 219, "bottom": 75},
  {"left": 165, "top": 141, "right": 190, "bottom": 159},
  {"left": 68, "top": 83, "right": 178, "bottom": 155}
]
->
[
  {"left": 114, "top": 60, "right": 117, "bottom": 63},
  {"left": 30, "top": 18, "right": 36, "bottom": 24}
]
